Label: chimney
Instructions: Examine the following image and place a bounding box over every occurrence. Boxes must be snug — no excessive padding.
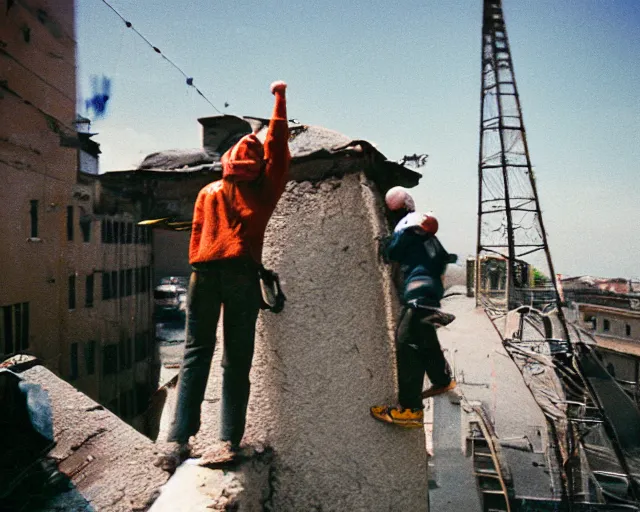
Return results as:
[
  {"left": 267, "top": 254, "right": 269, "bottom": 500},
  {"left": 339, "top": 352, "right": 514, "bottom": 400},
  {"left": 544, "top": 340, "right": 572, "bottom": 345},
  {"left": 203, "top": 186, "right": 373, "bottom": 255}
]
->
[{"left": 198, "top": 115, "right": 252, "bottom": 154}]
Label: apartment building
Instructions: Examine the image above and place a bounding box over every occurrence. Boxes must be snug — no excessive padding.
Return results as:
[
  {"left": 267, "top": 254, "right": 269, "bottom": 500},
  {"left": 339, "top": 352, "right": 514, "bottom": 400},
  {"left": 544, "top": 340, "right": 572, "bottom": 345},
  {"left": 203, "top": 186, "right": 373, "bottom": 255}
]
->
[
  {"left": 0, "top": 0, "right": 158, "bottom": 433},
  {"left": 570, "top": 296, "right": 640, "bottom": 406}
]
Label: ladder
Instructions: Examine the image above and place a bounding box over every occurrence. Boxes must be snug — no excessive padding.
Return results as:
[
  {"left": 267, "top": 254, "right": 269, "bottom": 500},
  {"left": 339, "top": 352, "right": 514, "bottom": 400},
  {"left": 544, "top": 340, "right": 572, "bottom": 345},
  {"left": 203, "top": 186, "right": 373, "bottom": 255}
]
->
[{"left": 468, "top": 407, "right": 512, "bottom": 512}]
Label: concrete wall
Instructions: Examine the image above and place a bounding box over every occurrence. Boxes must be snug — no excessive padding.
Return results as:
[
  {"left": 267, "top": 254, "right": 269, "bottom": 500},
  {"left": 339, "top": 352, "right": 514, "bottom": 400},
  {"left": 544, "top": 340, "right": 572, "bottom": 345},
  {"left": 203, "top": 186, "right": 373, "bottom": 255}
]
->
[
  {"left": 158, "top": 173, "right": 429, "bottom": 510},
  {"left": 17, "top": 364, "right": 169, "bottom": 510},
  {"left": 256, "top": 174, "right": 428, "bottom": 510}
]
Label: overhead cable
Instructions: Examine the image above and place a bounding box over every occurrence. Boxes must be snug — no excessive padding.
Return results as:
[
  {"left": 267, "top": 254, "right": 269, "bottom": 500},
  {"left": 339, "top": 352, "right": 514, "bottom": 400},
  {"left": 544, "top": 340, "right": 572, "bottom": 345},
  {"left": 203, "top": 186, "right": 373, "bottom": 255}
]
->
[{"left": 98, "top": 0, "right": 222, "bottom": 113}]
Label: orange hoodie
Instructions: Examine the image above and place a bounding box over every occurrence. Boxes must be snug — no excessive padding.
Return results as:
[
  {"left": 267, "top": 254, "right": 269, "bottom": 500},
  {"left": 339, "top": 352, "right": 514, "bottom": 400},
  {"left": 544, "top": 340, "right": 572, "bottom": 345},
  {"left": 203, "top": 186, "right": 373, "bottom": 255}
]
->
[{"left": 189, "top": 85, "right": 290, "bottom": 265}]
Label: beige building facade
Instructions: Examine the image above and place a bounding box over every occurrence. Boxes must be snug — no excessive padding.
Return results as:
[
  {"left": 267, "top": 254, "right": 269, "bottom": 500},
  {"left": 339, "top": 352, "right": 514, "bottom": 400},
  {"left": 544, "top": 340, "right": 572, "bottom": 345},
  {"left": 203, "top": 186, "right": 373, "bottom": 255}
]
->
[
  {"left": 1, "top": 0, "right": 78, "bottom": 370},
  {"left": 1, "top": 0, "right": 157, "bottom": 433},
  {"left": 573, "top": 303, "right": 640, "bottom": 405}
]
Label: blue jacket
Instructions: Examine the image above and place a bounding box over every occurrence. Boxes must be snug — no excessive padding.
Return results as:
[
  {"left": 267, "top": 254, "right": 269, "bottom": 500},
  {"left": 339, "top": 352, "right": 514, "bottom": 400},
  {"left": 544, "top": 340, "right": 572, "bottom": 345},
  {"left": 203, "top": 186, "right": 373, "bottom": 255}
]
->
[{"left": 386, "top": 228, "right": 450, "bottom": 306}]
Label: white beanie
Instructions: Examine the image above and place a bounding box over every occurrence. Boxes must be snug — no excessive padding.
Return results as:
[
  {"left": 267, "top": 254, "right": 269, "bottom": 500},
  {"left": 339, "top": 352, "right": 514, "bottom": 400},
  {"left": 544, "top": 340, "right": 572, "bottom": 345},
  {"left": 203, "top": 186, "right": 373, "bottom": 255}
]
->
[{"left": 385, "top": 186, "right": 415, "bottom": 212}]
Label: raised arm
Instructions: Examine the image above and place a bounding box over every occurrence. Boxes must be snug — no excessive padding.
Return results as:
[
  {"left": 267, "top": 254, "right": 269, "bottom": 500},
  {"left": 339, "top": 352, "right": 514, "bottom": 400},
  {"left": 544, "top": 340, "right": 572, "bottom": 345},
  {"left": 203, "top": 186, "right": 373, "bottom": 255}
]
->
[{"left": 262, "top": 81, "right": 290, "bottom": 194}]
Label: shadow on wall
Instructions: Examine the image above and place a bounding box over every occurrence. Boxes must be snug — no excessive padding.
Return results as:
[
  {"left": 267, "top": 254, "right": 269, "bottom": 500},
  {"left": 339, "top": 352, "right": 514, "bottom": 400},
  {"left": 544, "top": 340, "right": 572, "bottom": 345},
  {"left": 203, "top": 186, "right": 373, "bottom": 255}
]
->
[{"left": 146, "top": 374, "right": 179, "bottom": 441}]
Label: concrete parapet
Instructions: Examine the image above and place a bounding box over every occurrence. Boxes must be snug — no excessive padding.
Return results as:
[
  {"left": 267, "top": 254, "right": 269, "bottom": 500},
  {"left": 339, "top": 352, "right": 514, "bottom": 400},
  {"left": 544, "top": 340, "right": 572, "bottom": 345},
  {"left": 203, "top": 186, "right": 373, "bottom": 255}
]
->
[
  {"left": 158, "top": 172, "right": 429, "bottom": 511},
  {"left": 9, "top": 364, "right": 169, "bottom": 511}
]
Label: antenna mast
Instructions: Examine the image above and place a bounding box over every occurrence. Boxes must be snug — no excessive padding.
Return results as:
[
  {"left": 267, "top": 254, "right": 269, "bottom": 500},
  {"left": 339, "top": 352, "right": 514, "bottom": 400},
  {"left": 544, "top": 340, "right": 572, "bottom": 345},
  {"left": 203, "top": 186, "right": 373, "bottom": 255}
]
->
[{"left": 476, "top": 0, "right": 562, "bottom": 322}]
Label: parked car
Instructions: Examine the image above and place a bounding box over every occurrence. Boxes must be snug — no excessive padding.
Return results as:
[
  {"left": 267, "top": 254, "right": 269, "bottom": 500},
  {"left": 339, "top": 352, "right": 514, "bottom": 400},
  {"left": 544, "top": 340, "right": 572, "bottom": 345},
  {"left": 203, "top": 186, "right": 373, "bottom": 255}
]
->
[
  {"left": 159, "top": 276, "right": 188, "bottom": 288},
  {"left": 154, "top": 277, "right": 188, "bottom": 319}
]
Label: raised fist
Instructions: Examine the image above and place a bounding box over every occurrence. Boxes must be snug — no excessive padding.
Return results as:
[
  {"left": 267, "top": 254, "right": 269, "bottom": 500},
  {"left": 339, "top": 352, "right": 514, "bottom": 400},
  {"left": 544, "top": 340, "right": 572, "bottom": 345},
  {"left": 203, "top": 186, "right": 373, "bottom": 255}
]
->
[{"left": 270, "top": 80, "right": 287, "bottom": 95}]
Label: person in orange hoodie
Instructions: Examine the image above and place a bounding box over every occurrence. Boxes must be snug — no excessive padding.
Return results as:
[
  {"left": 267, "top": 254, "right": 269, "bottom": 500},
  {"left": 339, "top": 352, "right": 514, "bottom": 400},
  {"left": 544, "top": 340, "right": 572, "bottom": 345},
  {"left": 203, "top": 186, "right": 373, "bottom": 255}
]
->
[{"left": 158, "top": 81, "right": 290, "bottom": 470}]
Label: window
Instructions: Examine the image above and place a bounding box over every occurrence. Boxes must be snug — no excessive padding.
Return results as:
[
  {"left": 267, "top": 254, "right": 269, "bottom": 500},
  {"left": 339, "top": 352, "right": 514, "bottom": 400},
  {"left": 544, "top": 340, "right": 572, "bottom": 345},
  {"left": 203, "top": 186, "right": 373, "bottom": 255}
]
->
[
  {"left": 146, "top": 331, "right": 153, "bottom": 360},
  {"left": 80, "top": 214, "right": 91, "bottom": 242},
  {"left": 126, "top": 269, "right": 133, "bottom": 296},
  {"left": 138, "top": 226, "right": 151, "bottom": 245},
  {"left": 85, "top": 274, "right": 94, "bottom": 307},
  {"left": 1, "top": 302, "right": 29, "bottom": 355},
  {"left": 119, "top": 270, "right": 125, "bottom": 298},
  {"left": 119, "top": 222, "right": 127, "bottom": 244},
  {"left": 118, "top": 341, "right": 126, "bottom": 371},
  {"left": 126, "top": 223, "right": 133, "bottom": 244},
  {"left": 124, "top": 338, "right": 132, "bottom": 369},
  {"left": 120, "top": 391, "right": 129, "bottom": 418},
  {"left": 69, "top": 343, "right": 79, "bottom": 380},
  {"left": 102, "top": 273, "right": 111, "bottom": 300},
  {"left": 68, "top": 274, "right": 76, "bottom": 310},
  {"left": 134, "top": 333, "right": 146, "bottom": 362},
  {"left": 626, "top": 324, "right": 632, "bottom": 337},
  {"left": 136, "top": 383, "right": 149, "bottom": 414},
  {"left": 139, "top": 267, "right": 146, "bottom": 293},
  {"left": 111, "top": 271, "right": 118, "bottom": 299},
  {"left": 30, "top": 200, "right": 38, "bottom": 238},
  {"left": 140, "top": 266, "right": 151, "bottom": 293},
  {"left": 128, "top": 389, "right": 135, "bottom": 417},
  {"left": 113, "top": 221, "right": 120, "bottom": 245},
  {"left": 102, "top": 344, "right": 118, "bottom": 375},
  {"left": 67, "top": 206, "right": 74, "bottom": 241},
  {"left": 134, "top": 268, "right": 141, "bottom": 294},
  {"left": 85, "top": 340, "right": 96, "bottom": 375},
  {"left": 603, "top": 319, "right": 610, "bottom": 332},
  {"left": 106, "top": 219, "right": 113, "bottom": 244}
]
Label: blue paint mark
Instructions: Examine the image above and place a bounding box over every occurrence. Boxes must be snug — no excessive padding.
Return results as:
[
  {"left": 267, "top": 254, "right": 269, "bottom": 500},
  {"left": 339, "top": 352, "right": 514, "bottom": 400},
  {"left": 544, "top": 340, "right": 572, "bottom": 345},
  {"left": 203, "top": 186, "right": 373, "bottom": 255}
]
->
[{"left": 85, "top": 75, "right": 111, "bottom": 118}]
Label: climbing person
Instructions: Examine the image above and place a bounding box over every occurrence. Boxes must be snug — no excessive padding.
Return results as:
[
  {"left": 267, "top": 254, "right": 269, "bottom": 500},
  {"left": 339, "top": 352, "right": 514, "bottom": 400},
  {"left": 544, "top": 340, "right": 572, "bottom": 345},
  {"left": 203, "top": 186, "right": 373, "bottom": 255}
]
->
[
  {"left": 156, "top": 80, "right": 290, "bottom": 472},
  {"left": 370, "top": 209, "right": 457, "bottom": 429}
]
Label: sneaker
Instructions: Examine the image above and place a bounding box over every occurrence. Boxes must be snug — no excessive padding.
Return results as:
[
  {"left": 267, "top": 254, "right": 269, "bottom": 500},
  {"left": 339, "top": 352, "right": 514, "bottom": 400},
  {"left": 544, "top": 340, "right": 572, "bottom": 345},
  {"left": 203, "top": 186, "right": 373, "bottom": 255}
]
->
[
  {"left": 153, "top": 441, "right": 191, "bottom": 473},
  {"left": 419, "top": 309, "right": 456, "bottom": 328},
  {"left": 421, "top": 380, "right": 457, "bottom": 399},
  {"left": 370, "top": 405, "right": 424, "bottom": 428}
]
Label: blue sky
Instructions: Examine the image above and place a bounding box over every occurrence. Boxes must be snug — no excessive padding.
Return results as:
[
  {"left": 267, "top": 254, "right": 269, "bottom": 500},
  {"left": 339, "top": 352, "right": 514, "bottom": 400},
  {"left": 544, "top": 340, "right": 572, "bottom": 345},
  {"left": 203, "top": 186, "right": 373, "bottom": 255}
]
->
[{"left": 76, "top": 1, "right": 640, "bottom": 278}]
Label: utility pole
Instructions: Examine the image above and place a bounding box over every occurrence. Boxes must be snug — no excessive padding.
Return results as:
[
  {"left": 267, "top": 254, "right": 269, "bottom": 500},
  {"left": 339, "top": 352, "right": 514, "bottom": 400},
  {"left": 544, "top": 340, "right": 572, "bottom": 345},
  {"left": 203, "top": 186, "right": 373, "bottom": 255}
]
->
[{"left": 476, "top": 0, "right": 563, "bottom": 318}]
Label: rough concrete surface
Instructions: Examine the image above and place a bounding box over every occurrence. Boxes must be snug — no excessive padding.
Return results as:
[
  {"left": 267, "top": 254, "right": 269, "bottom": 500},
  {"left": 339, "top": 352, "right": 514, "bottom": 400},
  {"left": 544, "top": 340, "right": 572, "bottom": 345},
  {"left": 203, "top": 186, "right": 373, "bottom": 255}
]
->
[
  {"left": 149, "top": 454, "right": 273, "bottom": 512},
  {"left": 19, "top": 365, "right": 169, "bottom": 511},
  {"left": 158, "top": 173, "right": 429, "bottom": 511}
]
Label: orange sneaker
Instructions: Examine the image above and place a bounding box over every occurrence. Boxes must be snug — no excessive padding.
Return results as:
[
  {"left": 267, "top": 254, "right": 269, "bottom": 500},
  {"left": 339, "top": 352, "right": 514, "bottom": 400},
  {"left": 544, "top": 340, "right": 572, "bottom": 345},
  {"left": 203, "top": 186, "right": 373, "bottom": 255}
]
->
[
  {"left": 421, "top": 380, "right": 457, "bottom": 399},
  {"left": 370, "top": 405, "right": 424, "bottom": 428}
]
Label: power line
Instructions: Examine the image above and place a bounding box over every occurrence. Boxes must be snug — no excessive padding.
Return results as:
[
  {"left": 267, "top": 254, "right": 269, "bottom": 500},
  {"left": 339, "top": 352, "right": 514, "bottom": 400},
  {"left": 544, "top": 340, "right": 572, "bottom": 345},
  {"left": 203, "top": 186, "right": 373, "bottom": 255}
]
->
[{"left": 97, "top": 0, "right": 222, "bottom": 114}]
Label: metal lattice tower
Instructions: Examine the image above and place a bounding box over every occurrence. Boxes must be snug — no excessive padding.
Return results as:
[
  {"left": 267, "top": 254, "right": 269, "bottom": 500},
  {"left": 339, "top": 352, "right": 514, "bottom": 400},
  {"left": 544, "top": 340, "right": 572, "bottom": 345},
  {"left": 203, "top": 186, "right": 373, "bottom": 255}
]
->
[{"left": 475, "top": 0, "right": 562, "bottom": 317}]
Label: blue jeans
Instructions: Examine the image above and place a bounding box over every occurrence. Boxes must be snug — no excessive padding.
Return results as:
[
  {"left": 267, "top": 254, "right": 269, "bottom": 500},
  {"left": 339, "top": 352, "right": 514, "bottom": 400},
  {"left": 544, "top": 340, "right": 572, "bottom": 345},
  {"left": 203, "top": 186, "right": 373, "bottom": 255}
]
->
[{"left": 167, "top": 258, "right": 261, "bottom": 445}]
